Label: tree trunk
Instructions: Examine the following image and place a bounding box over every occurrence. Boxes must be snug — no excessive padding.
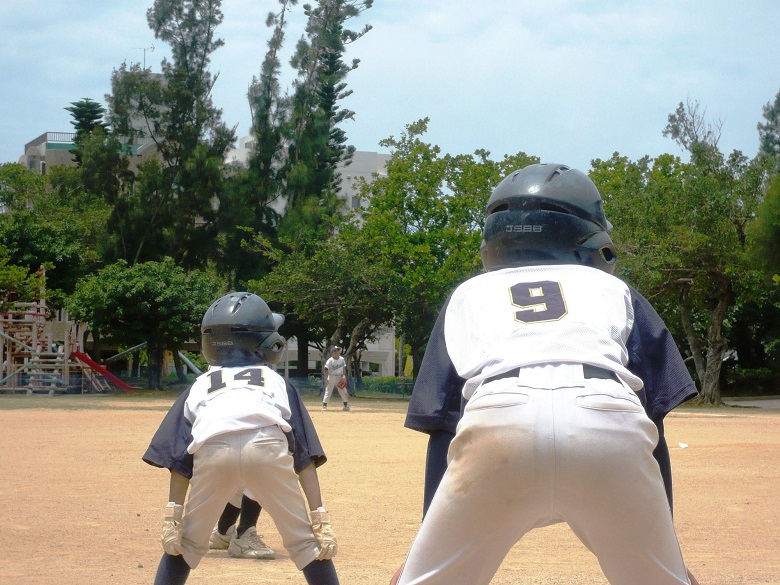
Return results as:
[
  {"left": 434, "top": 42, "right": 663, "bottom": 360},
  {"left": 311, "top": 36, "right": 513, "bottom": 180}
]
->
[
  {"left": 147, "top": 341, "right": 165, "bottom": 390},
  {"left": 678, "top": 284, "right": 706, "bottom": 384},
  {"left": 344, "top": 318, "right": 371, "bottom": 393},
  {"left": 344, "top": 318, "right": 370, "bottom": 360},
  {"left": 172, "top": 350, "right": 188, "bottom": 383},
  {"left": 132, "top": 351, "right": 140, "bottom": 377},
  {"left": 91, "top": 329, "right": 102, "bottom": 364},
  {"left": 352, "top": 351, "right": 363, "bottom": 387},
  {"left": 410, "top": 344, "right": 425, "bottom": 380},
  {"left": 679, "top": 277, "right": 733, "bottom": 406},
  {"left": 700, "top": 281, "right": 733, "bottom": 405},
  {"left": 296, "top": 329, "right": 310, "bottom": 377}
]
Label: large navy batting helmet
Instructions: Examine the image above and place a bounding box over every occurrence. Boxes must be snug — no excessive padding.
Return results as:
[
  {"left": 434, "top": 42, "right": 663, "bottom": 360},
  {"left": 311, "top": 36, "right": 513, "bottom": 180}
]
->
[
  {"left": 201, "top": 292, "right": 285, "bottom": 366},
  {"left": 479, "top": 163, "right": 617, "bottom": 273}
]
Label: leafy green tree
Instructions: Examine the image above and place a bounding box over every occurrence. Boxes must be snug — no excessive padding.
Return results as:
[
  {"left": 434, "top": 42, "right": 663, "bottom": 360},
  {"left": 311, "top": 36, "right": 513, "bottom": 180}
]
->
[
  {"left": 105, "top": 0, "right": 235, "bottom": 268},
  {"left": 236, "top": 0, "right": 373, "bottom": 372},
  {"left": 0, "top": 245, "right": 40, "bottom": 311},
  {"left": 249, "top": 218, "right": 394, "bottom": 378},
  {"left": 210, "top": 1, "right": 294, "bottom": 289},
  {"left": 726, "top": 282, "right": 780, "bottom": 379},
  {"left": 214, "top": 170, "right": 280, "bottom": 290},
  {"left": 247, "top": 118, "right": 537, "bottom": 378},
  {"left": 67, "top": 258, "right": 223, "bottom": 389},
  {"left": 747, "top": 176, "right": 780, "bottom": 277},
  {"left": 356, "top": 119, "right": 537, "bottom": 374},
  {"left": 592, "top": 100, "right": 769, "bottom": 404},
  {"left": 274, "top": 0, "right": 373, "bottom": 248},
  {"left": 0, "top": 164, "right": 105, "bottom": 301},
  {"left": 758, "top": 89, "right": 780, "bottom": 162},
  {"left": 50, "top": 130, "right": 134, "bottom": 265},
  {"left": 0, "top": 163, "right": 47, "bottom": 213}
]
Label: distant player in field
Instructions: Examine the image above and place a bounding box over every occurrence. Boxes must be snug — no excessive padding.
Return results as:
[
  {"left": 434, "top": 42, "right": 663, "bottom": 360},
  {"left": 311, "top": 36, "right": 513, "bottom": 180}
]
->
[
  {"left": 144, "top": 292, "right": 339, "bottom": 585},
  {"left": 322, "top": 345, "right": 350, "bottom": 411},
  {"left": 395, "top": 164, "right": 700, "bottom": 584}
]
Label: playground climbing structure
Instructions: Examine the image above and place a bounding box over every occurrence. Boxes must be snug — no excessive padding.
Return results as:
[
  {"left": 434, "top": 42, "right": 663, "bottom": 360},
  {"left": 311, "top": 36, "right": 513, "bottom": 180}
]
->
[{"left": 0, "top": 298, "right": 131, "bottom": 395}]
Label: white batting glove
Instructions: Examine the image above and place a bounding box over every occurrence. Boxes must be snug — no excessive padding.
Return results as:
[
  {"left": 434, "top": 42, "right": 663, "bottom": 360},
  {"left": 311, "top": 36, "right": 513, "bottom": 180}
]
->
[
  {"left": 161, "top": 502, "right": 184, "bottom": 556},
  {"left": 310, "top": 506, "right": 338, "bottom": 560}
]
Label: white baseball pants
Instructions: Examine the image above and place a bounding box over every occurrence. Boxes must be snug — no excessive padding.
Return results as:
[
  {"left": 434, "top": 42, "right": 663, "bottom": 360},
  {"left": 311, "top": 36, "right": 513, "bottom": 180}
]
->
[
  {"left": 398, "top": 364, "right": 691, "bottom": 585},
  {"left": 323, "top": 377, "right": 349, "bottom": 404},
  {"left": 178, "top": 425, "right": 320, "bottom": 570}
]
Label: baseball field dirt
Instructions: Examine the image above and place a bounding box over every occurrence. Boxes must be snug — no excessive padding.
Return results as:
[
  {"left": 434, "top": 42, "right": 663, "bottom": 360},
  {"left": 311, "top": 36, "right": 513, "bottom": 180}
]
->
[{"left": 0, "top": 392, "right": 778, "bottom": 584}]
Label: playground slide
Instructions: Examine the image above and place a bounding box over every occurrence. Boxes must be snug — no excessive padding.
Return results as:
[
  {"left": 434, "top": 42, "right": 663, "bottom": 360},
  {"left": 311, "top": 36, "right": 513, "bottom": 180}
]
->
[{"left": 72, "top": 351, "right": 135, "bottom": 392}]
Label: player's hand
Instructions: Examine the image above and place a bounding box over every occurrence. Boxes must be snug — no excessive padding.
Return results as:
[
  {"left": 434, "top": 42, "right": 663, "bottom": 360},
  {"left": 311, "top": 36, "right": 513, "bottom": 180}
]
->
[
  {"left": 161, "top": 502, "right": 184, "bottom": 555},
  {"left": 310, "top": 506, "right": 338, "bottom": 559},
  {"left": 687, "top": 568, "right": 701, "bottom": 585},
  {"left": 390, "top": 563, "right": 405, "bottom": 584}
]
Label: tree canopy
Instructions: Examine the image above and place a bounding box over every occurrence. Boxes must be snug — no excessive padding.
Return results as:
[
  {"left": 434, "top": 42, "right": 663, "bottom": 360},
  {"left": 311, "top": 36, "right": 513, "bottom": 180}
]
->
[
  {"left": 65, "top": 98, "right": 109, "bottom": 165},
  {"left": 103, "top": 0, "right": 234, "bottom": 268},
  {"left": 591, "top": 100, "right": 772, "bottom": 404},
  {"left": 66, "top": 258, "right": 222, "bottom": 389}
]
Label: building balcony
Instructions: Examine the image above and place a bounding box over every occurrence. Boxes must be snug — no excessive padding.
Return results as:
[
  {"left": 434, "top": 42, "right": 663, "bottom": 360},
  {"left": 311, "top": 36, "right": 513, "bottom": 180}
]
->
[{"left": 24, "top": 132, "right": 76, "bottom": 152}]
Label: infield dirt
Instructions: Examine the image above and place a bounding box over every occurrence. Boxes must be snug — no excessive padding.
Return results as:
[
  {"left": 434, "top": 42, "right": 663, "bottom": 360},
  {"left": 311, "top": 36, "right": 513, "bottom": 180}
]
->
[{"left": 0, "top": 393, "right": 778, "bottom": 584}]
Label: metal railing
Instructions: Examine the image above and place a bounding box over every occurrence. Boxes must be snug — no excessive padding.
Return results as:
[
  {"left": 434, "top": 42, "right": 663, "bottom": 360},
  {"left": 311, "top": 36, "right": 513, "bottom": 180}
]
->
[{"left": 24, "top": 132, "right": 76, "bottom": 152}]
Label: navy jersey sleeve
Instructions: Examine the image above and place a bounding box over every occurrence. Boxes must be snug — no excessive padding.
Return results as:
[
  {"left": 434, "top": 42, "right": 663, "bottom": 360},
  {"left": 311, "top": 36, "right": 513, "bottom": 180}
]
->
[
  {"left": 286, "top": 380, "right": 327, "bottom": 472},
  {"left": 627, "top": 287, "right": 698, "bottom": 512},
  {"left": 405, "top": 294, "right": 468, "bottom": 435},
  {"left": 142, "top": 389, "right": 195, "bottom": 479},
  {"left": 626, "top": 287, "right": 699, "bottom": 422}
]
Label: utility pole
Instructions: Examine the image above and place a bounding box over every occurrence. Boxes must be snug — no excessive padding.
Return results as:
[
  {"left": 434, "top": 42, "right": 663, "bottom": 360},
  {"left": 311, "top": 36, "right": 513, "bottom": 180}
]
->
[{"left": 137, "top": 44, "right": 155, "bottom": 69}]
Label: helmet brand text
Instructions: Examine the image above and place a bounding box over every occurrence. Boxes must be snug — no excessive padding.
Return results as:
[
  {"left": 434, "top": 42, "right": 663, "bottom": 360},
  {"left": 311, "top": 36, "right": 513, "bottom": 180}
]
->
[{"left": 505, "top": 225, "right": 543, "bottom": 233}]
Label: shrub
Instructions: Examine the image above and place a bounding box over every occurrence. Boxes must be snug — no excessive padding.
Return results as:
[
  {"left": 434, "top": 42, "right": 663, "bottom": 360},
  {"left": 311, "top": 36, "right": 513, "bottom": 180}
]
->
[{"left": 723, "top": 368, "right": 779, "bottom": 397}]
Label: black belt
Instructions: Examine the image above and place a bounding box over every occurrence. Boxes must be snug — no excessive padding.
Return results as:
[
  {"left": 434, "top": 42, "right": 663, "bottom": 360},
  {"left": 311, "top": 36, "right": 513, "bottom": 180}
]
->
[{"left": 483, "top": 364, "right": 618, "bottom": 385}]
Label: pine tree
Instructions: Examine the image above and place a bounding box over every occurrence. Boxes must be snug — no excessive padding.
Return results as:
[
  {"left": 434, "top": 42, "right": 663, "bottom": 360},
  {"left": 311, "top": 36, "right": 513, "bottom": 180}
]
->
[
  {"left": 758, "top": 89, "right": 780, "bottom": 164},
  {"left": 105, "top": 0, "right": 235, "bottom": 268},
  {"left": 65, "top": 98, "right": 109, "bottom": 165}
]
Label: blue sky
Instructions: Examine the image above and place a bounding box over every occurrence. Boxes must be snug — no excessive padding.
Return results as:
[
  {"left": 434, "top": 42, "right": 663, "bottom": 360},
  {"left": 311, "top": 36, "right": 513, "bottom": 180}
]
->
[{"left": 1, "top": 1, "right": 779, "bottom": 172}]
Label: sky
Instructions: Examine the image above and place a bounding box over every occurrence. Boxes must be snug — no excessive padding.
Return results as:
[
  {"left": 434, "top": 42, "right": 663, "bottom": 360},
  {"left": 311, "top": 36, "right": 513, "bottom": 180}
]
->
[{"left": 2, "top": 1, "right": 779, "bottom": 173}]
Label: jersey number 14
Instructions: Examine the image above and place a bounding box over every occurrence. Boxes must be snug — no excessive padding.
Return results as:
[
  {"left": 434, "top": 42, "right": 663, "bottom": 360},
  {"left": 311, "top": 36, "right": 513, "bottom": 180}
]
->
[{"left": 206, "top": 368, "right": 265, "bottom": 394}]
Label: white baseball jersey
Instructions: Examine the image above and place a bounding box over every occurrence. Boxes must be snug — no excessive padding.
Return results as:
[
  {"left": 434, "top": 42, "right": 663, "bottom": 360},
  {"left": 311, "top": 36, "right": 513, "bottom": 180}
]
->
[
  {"left": 443, "top": 264, "right": 644, "bottom": 400},
  {"left": 324, "top": 355, "right": 346, "bottom": 377},
  {"left": 184, "top": 365, "right": 291, "bottom": 454}
]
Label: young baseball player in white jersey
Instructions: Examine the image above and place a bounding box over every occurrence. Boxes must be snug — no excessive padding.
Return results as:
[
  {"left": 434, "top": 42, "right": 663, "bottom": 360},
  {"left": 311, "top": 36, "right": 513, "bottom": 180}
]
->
[
  {"left": 147, "top": 292, "right": 339, "bottom": 585},
  {"left": 146, "top": 365, "right": 331, "bottom": 562},
  {"left": 322, "top": 345, "right": 350, "bottom": 410},
  {"left": 204, "top": 364, "right": 331, "bottom": 560},
  {"left": 394, "top": 164, "right": 701, "bottom": 585}
]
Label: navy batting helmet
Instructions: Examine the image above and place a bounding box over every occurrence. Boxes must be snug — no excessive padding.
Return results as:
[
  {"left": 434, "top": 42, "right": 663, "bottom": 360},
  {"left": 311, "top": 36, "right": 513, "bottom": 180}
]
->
[
  {"left": 201, "top": 292, "right": 285, "bottom": 366},
  {"left": 479, "top": 163, "right": 617, "bottom": 273}
]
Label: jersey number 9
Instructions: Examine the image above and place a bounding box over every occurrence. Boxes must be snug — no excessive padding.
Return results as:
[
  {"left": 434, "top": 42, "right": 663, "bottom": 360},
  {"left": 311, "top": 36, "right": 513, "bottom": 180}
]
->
[{"left": 509, "top": 281, "right": 568, "bottom": 323}]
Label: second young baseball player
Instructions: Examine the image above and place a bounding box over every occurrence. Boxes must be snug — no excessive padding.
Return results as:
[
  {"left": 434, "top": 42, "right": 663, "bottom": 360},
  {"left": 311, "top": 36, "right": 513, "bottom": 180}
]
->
[
  {"left": 322, "top": 345, "right": 349, "bottom": 411},
  {"left": 208, "top": 493, "right": 277, "bottom": 559},
  {"left": 395, "top": 164, "right": 700, "bottom": 584},
  {"left": 144, "top": 292, "right": 339, "bottom": 585},
  {"left": 148, "top": 364, "right": 329, "bottom": 561},
  {"left": 205, "top": 376, "right": 330, "bottom": 560}
]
